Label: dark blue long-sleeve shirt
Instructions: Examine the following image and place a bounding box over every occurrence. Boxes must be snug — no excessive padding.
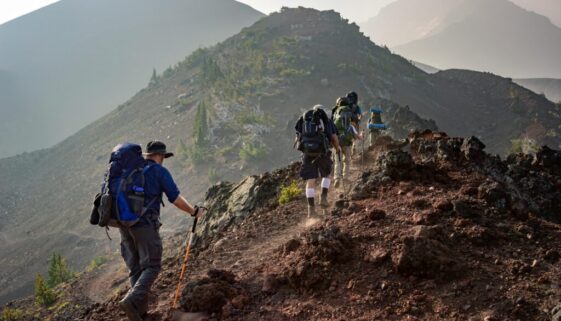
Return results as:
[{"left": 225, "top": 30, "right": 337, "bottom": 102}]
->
[{"left": 134, "top": 159, "right": 181, "bottom": 226}]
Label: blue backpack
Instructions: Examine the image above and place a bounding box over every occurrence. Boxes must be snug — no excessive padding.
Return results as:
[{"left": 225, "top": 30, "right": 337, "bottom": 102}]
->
[{"left": 97, "top": 143, "right": 156, "bottom": 228}]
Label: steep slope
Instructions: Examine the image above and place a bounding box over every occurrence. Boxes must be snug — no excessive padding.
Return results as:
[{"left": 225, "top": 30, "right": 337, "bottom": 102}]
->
[
  {"left": 0, "top": 0, "right": 264, "bottom": 158},
  {"left": 515, "top": 78, "right": 561, "bottom": 103},
  {"left": 510, "top": 0, "right": 561, "bottom": 28},
  {"left": 0, "top": 8, "right": 436, "bottom": 304},
  {"left": 5, "top": 131, "right": 561, "bottom": 320},
  {"left": 362, "top": 0, "right": 561, "bottom": 78},
  {"left": 1, "top": 6, "right": 560, "bottom": 305}
]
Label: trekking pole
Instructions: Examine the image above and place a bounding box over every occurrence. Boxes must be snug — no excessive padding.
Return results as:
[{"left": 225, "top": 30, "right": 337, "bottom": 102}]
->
[{"left": 172, "top": 210, "right": 203, "bottom": 309}]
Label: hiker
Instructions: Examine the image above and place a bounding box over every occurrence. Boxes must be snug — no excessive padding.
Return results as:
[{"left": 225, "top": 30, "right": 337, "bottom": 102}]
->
[
  {"left": 332, "top": 97, "right": 364, "bottom": 187},
  {"left": 118, "top": 141, "right": 206, "bottom": 321},
  {"left": 368, "top": 108, "right": 385, "bottom": 147},
  {"left": 346, "top": 91, "right": 363, "bottom": 155},
  {"left": 295, "top": 105, "right": 341, "bottom": 216}
]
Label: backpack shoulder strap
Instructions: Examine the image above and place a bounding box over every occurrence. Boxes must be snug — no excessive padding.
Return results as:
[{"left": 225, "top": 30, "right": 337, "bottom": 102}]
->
[{"left": 140, "top": 163, "right": 160, "bottom": 216}]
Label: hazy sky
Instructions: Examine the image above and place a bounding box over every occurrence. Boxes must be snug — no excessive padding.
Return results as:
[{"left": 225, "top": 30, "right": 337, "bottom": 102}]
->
[
  {"left": 0, "top": 0, "right": 59, "bottom": 25},
  {"left": 0, "top": 0, "right": 395, "bottom": 25}
]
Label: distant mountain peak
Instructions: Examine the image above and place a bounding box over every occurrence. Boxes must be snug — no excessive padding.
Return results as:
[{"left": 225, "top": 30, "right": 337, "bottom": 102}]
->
[
  {"left": 361, "top": 0, "right": 561, "bottom": 78},
  {"left": 0, "top": 0, "right": 264, "bottom": 159}
]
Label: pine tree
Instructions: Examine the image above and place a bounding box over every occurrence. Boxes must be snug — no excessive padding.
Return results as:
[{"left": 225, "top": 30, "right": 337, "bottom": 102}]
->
[
  {"left": 47, "top": 252, "right": 74, "bottom": 288},
  {"left": 193, "top": 101, "right": 208, "bottom": 147},
  {"left": 189, "top": 101, "right": 209, "bottom": 165},
  {"left": 34, "top": 274, "right": 56, "bottom": 307},
  {"left": 149, "top": 68, "right": 159, "bottom": 87}
]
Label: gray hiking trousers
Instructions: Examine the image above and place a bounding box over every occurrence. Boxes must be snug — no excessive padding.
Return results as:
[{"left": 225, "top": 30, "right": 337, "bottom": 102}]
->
[{"left": 119, "top": 219, "right": 162, "bottom": 315}]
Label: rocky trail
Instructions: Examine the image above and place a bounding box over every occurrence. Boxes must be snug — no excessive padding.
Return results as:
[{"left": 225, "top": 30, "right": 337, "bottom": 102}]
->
[{"left": 3, "top": 131, "right": 561, "bottom": 321}]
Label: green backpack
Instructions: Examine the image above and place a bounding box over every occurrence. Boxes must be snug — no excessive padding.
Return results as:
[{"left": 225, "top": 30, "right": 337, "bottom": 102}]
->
[{"left": 334, "top": 105, "right": 354, "bottom": 146}]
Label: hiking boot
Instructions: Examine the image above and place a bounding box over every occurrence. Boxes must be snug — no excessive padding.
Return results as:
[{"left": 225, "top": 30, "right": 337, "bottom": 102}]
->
[
  {"left": 307, "top": 205, "right": 316, "bottom": 217},
  {"left": 119, "top": 298, "right": 143, "bottom": 321},
  {"left": 319, "top": 193, "right": 329, "bottom": 208}
]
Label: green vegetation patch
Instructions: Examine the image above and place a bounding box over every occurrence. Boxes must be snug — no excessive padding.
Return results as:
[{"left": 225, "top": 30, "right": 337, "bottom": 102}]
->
[
  {"left": 0, "top": 308, "right": 23, "bottom": 321},
  {"left": 239, "top": 142, "right": 267, "bottom": 163},
  {"left": 34, "top": 274, "right": 57, "bottom": 307},
  {"left": 86, "top": 256, "right": 107, "bottom": 272},
  {"left": 279, "top": 181, "right": 302, "bottom": 205}
]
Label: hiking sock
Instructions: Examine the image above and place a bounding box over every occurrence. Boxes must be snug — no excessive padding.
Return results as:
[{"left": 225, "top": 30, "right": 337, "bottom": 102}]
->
[
  {"left": 307, "top": 197, "right": 315, "bottom": 207},
  {"left": 306, "top": 188, "right": 315, "bottom": 202},
  {"left": 321, "top": 178, "right": 331, "bottom": 189}
]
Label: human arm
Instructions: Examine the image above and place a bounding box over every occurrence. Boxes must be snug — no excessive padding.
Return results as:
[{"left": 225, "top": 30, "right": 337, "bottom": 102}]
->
[
  {"left": 355, "top": 105, "right": 363, "bottom": 121},
  {"left": 173, "top": 195, "right": 205, "bottom": 218},
  {"left": 350, "top": 124, "right": 364, "bottom": 140},
  {"left": 160, "top": 167, "right": 205, "bottom": 218},
  {"left": 330, "top": 133, "right": 341, "bottom": 153}
]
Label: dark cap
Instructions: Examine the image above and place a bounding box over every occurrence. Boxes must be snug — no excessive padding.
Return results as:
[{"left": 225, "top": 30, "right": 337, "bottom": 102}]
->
[{"left": 144, "top": 141, "right": 174, "bottom": 158}]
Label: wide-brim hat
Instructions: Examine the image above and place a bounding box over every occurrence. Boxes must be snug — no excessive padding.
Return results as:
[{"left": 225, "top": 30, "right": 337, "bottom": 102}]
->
[{"left": 144, "top": 140, "right": 174, "bottom": 158}]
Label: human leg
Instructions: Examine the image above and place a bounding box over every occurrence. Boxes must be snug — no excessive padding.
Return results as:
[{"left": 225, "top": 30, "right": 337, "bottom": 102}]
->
[
  {"left": 300, "top": 155, "right": 320, "bottom": 216},
  {"left": 342, "top": 146, "right": 352, "bottom": 180},
  {"left": 306, "top": 179, "right": 316, "bottom": 216},
  {"left": 317, "top": 153, "right": 333, "bottom": 207},
  {"left": 119, "top": 227, "right": 141, "bottom": 287},
  {"left": 121, "top": 223, "right": 162, "bottom": 317}
]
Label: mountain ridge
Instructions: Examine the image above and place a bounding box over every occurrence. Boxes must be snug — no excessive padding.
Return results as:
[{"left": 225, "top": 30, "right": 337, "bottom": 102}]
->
[
  {"left": 4, "top": 131, "right": 561, "bottom": 320},
  {"left": 1, "top": 6, "right": 560, "bottom": 305},
  {"left": 361, "top": 0, "right": 561, "bottom": 78}
]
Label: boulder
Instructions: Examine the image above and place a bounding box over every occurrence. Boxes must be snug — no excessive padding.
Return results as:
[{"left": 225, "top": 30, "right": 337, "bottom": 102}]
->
[{"left": 394, "top": 226, "right": 461, "bottom": 279}]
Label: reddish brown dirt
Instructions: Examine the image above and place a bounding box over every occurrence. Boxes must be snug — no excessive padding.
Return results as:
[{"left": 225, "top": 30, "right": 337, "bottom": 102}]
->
[{"left": 24, "top": 133, "right": 561, "bottom": 321}]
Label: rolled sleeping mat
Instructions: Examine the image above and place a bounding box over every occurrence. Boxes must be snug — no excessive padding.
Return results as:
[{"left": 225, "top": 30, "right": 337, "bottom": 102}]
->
[
  {"left": 368, "top": 123, "right": 388, "bottom": 130},
  {"left": 370, "top": 108, "right": 384, "bottom": 113}
]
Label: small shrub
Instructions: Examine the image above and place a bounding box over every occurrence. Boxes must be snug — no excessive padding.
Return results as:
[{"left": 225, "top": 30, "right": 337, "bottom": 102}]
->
[
  {"left": 511, "top": 139, "right": 523, "bottom": 154},
  {"left": 208, "top": 168, "right": 220, "bottom": 184},
  {"left": 511, "top": 138, "right": 539, "bottom": 154},
  {"left": 217, "top": 145, "right": 236, "bottom": 158},
  {"left": 34, "top": 274, "right": 57, "bottom": 307},
  {"left": 86, "top": 256, "right": 106, "bottom": 272},
  {"left": 239, "top": 142, "right": 266, "bottom": 163},
  {"left": 1, "top": 308, "right": 23, "bottom": 321},
  {"left": 162, "top": 66, "right": 174, "bottom": 78},
  {"left": 279, "top": 181, "right": 302, "bottom": 205}
]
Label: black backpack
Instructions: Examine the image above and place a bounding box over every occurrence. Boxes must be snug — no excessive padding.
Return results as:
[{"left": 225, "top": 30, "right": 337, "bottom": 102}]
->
[{"left": 297, "top": 109, "right": 329, "bottom": 156}]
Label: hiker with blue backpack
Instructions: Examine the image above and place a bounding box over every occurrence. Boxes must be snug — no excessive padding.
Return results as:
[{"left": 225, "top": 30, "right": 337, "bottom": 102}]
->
[
  {"left": 295, "top": 105, "right": 341, "bottom": 216},
  {"left": 90, "top": 141, "right": 205, "bottom": 321},
  {"left": 332, "top": 96, "right": 364, "bottom": 188},
  {"left": 368, "top": 108, "right": 386, "bottom": 147}
]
